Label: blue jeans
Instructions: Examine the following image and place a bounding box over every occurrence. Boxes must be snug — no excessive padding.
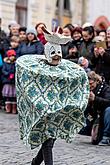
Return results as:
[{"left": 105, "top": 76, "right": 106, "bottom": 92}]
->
[{"left": 103, "top": 107, "right": 110, "bottom": 137}]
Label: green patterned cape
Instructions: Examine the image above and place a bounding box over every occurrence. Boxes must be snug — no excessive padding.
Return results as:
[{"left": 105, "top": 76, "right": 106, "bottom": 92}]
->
[{"left": 16, "top": 55, "right": 89, "bottom": 149}]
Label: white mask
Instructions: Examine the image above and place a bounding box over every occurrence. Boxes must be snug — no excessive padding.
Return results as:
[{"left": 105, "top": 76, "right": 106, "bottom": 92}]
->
[
  {"left": 44, "top": 42, "right": 62, "bottom": 63},
  {"left": 43, "top": 26, "right": 72, "bottom": 63}
]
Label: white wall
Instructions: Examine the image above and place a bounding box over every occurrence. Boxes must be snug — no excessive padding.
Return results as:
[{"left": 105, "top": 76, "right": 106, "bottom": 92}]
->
[{"left": 88, "top": 0, "right": 110, "bottom": 24}]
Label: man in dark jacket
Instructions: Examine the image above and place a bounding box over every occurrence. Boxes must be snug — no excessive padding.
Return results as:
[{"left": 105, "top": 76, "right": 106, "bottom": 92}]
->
[{"left": 79, "top": 71, "right": 110, "bottom": 145}]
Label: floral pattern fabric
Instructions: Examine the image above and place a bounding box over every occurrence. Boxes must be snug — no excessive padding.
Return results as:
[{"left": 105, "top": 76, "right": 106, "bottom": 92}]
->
[{"left": 16, "top": 55, "right": 89, "bottom": 149}]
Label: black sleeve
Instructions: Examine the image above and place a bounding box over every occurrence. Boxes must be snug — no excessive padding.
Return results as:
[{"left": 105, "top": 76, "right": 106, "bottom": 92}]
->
[{"left": 94, "top": 86, "right": 110, "bottom": 110}]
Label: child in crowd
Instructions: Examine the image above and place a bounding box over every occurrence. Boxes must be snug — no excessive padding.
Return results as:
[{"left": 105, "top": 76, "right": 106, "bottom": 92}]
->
[
  {"left": 2, "top": 49, "right": 17, "bottom": 114},
  {"left": 9, "top": 35, "right": 20, "bottom": 59}
]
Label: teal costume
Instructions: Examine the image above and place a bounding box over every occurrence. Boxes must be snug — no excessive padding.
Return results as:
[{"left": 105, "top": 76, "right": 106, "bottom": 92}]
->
[{"left": 16, "top": 54, "right": 89, "bottom": 149}]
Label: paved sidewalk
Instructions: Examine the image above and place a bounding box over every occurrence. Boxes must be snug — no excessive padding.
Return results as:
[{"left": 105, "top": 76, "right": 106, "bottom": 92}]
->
[{"left": 0, "top": 109, "right": 110, "bottom": 165}]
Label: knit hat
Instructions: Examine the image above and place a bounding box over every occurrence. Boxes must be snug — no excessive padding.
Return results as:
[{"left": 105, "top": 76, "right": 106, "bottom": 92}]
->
[
  {"left": 8, "top": 20, "right": 17, "bottom": 28},
  {"left": 6, "top": 50, "right": 16, "bottom": 57},
  {"left": 26, "top": 27, "right": 37, "bottom": 36}
]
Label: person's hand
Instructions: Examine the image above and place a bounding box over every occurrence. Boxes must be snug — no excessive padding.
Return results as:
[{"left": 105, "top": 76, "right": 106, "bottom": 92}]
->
[
  {"left": 89, "top": 91, "right": 95, "bottom": 101},
  {"left": 98, "top": 47, "right": 105, "bottom": 56},
  {"left": 94, "top": 47, "right": 100, "bottom": 57}
]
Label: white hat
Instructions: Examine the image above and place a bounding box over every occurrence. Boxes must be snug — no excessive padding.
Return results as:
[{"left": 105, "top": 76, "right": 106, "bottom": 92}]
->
[
  {"left": 82, "top": 22, "right": 93, "bottom": 28},
  {"left": 8, "top": 20, "right": 17, "bottom": 28}
]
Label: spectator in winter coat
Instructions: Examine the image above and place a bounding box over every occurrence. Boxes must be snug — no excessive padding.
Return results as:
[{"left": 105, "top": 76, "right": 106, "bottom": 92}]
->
[
  {"left": 5, "top": 35, "right": 21, "bottom": 59},
  {"left": 79, "top": 71, "right": 110, "bottom": 145},
  {"left": 79, "top": 26, "right": 95, "bottom": 69},
  {"left": 2, "top": 49, "right": 17, "bottom": 114},
  {"left": 3, "top": 22, "right": 20, "bottom": 53},
  {"left": 61, "top": 23, "right": 74, "bottom": 58},
  {"left": 19, "top": 26, "right": 27, "bottom": 44},
  {"left": 91, "top": 36, "right": 110, "bottom": 85},
  {"left": 71, "top": 26, "right": 83, "bottom": 51},
  {"left": 19, "top": 27, "right": 44, "bottom": 56},
  {"left": 0, "top": 18, "right": 7, "bottom": 108},
  {"left": 35, "top": 22, "right": 47, "bottom": 45}
]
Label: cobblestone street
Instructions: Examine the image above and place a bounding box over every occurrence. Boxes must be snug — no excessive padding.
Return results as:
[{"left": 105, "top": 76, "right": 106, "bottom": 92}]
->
[{"left": 0, "top": 109, "right": 110, "bottom": 165}]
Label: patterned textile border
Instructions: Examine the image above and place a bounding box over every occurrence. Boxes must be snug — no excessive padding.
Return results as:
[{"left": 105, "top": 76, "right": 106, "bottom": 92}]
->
[{"left": 16, "top": 55, "right": 89, "bottom": 149}]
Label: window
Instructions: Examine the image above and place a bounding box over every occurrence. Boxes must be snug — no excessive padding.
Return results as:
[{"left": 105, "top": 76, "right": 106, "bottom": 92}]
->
[
  {"left": 55, "top": 0, "right": 71, "bottom": 26},
  {"left": 16, "top": 0, "right": 28, "bottom": 26},
  {"left": 56, "top": 0, "right": 71, "bottom": 16},
  {"left": 64, "top": 0, "right": 70, "bottom": 10}
]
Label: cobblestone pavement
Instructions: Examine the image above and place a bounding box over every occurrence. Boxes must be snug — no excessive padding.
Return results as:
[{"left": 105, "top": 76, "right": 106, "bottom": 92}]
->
[{"left": 0, "top": 109, "right": 110, "bottom": 165}]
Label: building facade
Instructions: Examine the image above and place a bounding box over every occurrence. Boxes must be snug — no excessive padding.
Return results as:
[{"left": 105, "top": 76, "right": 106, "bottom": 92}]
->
[{"left": 0, "top": 0, "right": 110, "bottom": 33}]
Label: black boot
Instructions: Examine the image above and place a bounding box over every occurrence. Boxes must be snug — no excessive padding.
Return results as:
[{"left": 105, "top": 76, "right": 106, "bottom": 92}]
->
[
  {"left": 42, "top": 138, "right": 55, "bottom": 165},
  {"left": 31, "top": 148, "right": 43, "bottom": 165}
]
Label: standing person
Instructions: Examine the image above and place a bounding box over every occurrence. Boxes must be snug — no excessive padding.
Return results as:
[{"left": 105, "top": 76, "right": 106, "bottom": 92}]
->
[
  {"left": 18, "top": 26, "right": 27, "bottom": 44},
  {"left": 106, "top": 26, "right": 110, "bottom": 49},
  {"left": 65, "top": 27, "right": 83, "bottom": 63},
  {"left": 19, "top": 27, "right": 44, "bottom": 56},
  {"left": 62, "top": 23, "right": 74, "bottom": 37},
  {"left": 0, "top": 18, "right": 7, "bottom": 56},
  {"left": 35, "top": 22, "right": 47, "bottom": 45},
  {"left": 0, "top": 18, "right": 7, "bottom": 108},
  {"left": 91, "top": 36, "right": 110, "bottom": 85},
  {"left": 2, "top": 50, "right": 17, "bottom": 114},
  {"left": 79, "top": 25, "right": 95, "bottom": 69},
  {"left": 3, "top": 22, "right": 20, "bottom": 53},
  {"left": 61, "top": 23, "right": 74, "bottom": 58},
  {"left": 98, "top": 29, "right": 106, "bottom": 41},
  {"left": 71, "top": 26, "right": 83, "bottom": 50},
  {"left": 5, "top": 35, "right": 21, "bottom": 59},
  {"left": 16, "top": 27, "right": 89, "bottom": 165}
]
